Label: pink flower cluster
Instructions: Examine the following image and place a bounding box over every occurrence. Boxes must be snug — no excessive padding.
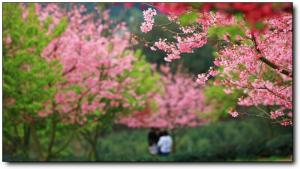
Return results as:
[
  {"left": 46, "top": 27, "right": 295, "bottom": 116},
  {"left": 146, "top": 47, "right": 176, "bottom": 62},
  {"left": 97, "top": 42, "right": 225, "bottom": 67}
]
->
[
  {"left": 280, "top": 120, "right": 293, "bottom": 126},
  {"left": 140, "top": 8, "right": 157, "bottom": 33},
  {"left": 196, "top": 74, "right": 208, "bottom": 86},
  {"left": 270, "top": 110, "right": 284, "bottom": 119},
  {"left": 196, "top": 67, "right": 218, "bottom": 86},
  {"left": 150, "top": 31, "right": 208, "bottom": 62}
]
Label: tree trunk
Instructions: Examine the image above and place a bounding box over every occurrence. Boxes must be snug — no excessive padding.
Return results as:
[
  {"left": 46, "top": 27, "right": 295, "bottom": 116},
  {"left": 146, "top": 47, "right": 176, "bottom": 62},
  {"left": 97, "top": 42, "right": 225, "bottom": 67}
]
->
[
  {"left": 22, "top": 124, "right": 31, "bottom": 158},
  {"left": 30, "top": 126, "right": 44, "bottom": 161},
  {"left": 45, "top": 116, "right": 58, "bottom": 161},
  {"left": 91, "top": 140, "right": 99, "bottom": 161}
]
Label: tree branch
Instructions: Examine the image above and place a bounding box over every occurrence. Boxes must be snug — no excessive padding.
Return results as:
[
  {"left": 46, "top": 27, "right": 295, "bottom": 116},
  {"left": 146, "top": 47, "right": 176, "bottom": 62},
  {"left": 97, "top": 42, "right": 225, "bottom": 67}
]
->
[
  {"left": 251, "top": 33, "right": 292, "bottom": 78},
  {"left": 62, "top": 65, "right": 76, "bottom": 76}
]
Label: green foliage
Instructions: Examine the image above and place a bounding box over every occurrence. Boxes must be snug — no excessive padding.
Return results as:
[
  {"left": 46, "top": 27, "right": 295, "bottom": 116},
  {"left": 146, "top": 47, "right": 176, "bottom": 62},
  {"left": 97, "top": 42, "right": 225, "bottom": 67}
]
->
[
  {"left": 3, "top": 3, "right": 67, "bottom": 160},
  {"left": 262, "top": 66, "right": 286, "bottom": 83},
  {"left": 130, "top": 50, "right": 161, "bottom": 95},
  {"left": 179, "top": 11, "right": 198, "bottom": 26},
  {"left": 121, "top": 49, "right": 161, "bottom": 112},
  {"left": 254, "top": 22, "right": 266, "bottom": 30},
  {"left": 202, "top": 83, "right": 243, "bottom": 121},
  {"left": 265, "top": 134, "right": 293, "bottom": 156},
  {"left": 3, "top": 3, "right": 67, "bottom": 117},
  {"left": 53, "top": 17, "right": 68, "bottom": 37},
  {"left": 208, "top": 25, "right": 245, "bottom": 40}
]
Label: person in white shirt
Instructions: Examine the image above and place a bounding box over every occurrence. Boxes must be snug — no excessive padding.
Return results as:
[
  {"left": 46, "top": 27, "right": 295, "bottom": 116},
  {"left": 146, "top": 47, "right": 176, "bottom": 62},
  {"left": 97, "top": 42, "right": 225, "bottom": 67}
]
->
[{"left": 157, "top": 130, "right": 173, "bottom": 156}]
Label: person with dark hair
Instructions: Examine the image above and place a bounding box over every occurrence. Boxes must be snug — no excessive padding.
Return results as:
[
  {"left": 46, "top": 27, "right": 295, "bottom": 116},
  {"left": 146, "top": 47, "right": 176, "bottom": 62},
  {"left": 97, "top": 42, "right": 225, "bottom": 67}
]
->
[
  {"left": 157, "top": 130, "right": 173, "bottom": 156},
  {"left": 148, "top": 128, "right": 159, "bottom": 155}
]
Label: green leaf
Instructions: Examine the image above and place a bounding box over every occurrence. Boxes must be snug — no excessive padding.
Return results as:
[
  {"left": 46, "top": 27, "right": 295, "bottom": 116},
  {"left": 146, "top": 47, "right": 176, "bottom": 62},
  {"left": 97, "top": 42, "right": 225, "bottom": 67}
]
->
[
  {"left": 255, "top": 22, "right": 265, "bottom": 30},
  {"left": 52, "top": 17, "right": 68, "bottom": 37},
  {"left": 208, "top": 25, "right": 245, "bottom": 40},
  {"left": 179, "top": 11, "right": 198, "bottom": 26}
]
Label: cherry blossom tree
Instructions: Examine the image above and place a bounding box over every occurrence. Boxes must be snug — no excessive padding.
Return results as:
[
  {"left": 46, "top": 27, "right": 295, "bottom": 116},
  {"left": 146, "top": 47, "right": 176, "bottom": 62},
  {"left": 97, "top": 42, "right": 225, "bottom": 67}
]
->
[
  {"left": 38, "top": 5, "right": 132, "bottom": 160},
  {"left": 213, "top": 14, "right": 292, "bottom": 125},
  {"left": 41, "top": 5, "right": 135, "bottom": 123},
  {"left": 138, "top": 3, "right": 292, "bottom": 125},
  {"left": 119, "top": 66, "right": 208, "bottom": 129}
]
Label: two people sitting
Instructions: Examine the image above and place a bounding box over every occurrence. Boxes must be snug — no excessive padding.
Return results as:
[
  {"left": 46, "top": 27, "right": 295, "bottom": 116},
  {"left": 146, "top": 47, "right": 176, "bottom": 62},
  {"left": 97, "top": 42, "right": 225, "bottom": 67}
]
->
[{"left": 148, "top": 128, "right": 173, "bottom": 156}]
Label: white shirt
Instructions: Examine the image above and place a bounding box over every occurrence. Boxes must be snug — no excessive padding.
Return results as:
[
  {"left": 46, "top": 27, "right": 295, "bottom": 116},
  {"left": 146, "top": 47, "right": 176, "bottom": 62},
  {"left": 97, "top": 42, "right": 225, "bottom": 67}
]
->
[{"left": 157, "top": 135, "right": 173, "bottom": 153}]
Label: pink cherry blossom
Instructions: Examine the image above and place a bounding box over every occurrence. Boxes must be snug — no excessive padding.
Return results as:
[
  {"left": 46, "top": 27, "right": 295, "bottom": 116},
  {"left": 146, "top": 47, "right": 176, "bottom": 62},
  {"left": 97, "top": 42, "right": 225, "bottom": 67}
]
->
[
  {"left": 4, "top": 35, "right": 12, "bottom": 45},
  {"left": 196, "top": 74, "right": 208, "bottom": 86},
  {"left": 270, "top": 110, "right": 284, "bottom": 119},
  {"left": 223, "top": 89, "right": 233, "bottom": 94},
  {"left": 228, "top": 110, "right": 239, "bottom": 118},
  {"left": 140, "top": 8, "right": 157, "bottom": 33}
]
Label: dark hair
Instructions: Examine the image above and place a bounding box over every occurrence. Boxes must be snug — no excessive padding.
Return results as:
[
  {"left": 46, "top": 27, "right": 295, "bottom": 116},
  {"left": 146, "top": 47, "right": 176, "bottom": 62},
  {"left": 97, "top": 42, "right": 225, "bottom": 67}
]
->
[
  {"left": 150, "top": 127, "right": 158, "bottom": 132},
  {"left": 161, "top": 130, "right": 169, "bottom": 136}
]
